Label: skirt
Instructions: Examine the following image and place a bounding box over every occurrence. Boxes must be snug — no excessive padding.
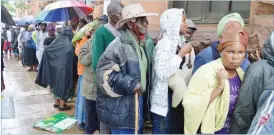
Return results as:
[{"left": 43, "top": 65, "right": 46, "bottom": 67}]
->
[
  {"left": 75, "top": 75, "right": 86, "bottom": 124},
  {"left": 24, "top": 47, "right": 38, "bottom": 66}
]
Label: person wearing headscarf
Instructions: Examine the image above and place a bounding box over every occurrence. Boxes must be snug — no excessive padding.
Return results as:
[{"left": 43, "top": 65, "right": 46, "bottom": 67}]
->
[
  {"left": 230, "top": 31, "right": 274, "bottom": 134},
  {"left": 96, "top": 3, "right": 157, "bottom": 134},
  {"left": 23, "top": 25, "right": 38, "bottom": 72},
  {"left": 183, "top": 21, "right": 249, "bottom": 134},
  {"left": 55, "top": 25, "right": 62, "bottom": 35},
  {"left": 43, "top": 25, "right": 56, "bottom": 47},
  {"left": 192, "top": 13, "right": 250, "bottom": 74},
  {"left": 150, "top": 8, "right": 192, "bottom": 134}
]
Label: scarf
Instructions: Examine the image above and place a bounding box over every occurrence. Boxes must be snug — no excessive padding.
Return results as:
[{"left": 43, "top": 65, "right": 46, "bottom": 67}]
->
[{"left": 127, "top": 29, "right": 148, "bottom": 92}]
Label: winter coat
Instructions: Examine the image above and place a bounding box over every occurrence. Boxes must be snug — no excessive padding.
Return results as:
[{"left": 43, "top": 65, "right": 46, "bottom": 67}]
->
[
  {"left": 230, "top": 31, "right": 274, "bottom": 134},
  {"left": 96, "top": 29, "right": 149, "bottom": 129}
]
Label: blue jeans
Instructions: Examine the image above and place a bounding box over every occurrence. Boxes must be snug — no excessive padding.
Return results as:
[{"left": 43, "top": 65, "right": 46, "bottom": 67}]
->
[
  {"left": 111, "top": 96, "right": 144, "bottom": 134},
  {"left": 152, "top": 90, "right": 184, "bottom": 134}
]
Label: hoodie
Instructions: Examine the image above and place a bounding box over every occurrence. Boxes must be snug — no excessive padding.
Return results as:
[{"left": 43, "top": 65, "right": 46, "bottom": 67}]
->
[{"left": 230, "top": 31, "right": 274, "bottom": 134}]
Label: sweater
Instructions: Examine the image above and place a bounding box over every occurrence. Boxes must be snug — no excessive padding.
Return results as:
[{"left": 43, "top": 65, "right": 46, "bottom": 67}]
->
[
  {"left": 92, "top": 26, "right": 116, "bottom": 72},
  {"left": 183, "top": 58, "right": 244, "bottom": 134},
  {"left": 78, "top": 38, "right": 96, "bottom": 100},
  {"left": 75, "top": 36, "right": 89, "bottom": 75}
]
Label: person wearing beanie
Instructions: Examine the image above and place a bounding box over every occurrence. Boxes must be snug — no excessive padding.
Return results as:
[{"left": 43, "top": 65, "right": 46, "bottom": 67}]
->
[
  {"left": 192, "top": 13, "right": 250, "bottom": 74},
  {"left": 183, "top": 21, "right": 249, "bottom": 134}
]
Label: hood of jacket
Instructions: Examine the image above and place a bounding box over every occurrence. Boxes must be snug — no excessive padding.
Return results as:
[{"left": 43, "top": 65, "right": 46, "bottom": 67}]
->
[{"left": 262, "top": 31, "right": 274, "bottom": 67}]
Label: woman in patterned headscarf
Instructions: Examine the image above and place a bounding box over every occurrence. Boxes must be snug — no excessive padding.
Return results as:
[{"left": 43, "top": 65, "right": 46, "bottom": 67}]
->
[
  {"left": 183, "top": 21, "right": 249, "bottom": 134},
  {"left": 150, "top": 8, "right": 192, "bottom": 134},
  {"left": 43, "top": 25, "right": 56, "bottom": 47}
]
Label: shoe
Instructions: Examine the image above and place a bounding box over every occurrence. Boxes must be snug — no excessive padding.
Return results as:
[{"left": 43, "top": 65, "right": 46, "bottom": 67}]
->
[
  {"left": 58, "top": 105, "right": 71, "bottom": 111},
  {"left": 19, "top": 60, "right": 23, "bottom": 67}
]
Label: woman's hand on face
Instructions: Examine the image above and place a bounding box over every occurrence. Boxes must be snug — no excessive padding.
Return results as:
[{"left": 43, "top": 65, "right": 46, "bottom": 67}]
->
[
  {"left": 178, "top": 42, "right": 192, "bottom": 58},
  {"left": 216, "top": 68, "right": 228, "bottom": 89}
]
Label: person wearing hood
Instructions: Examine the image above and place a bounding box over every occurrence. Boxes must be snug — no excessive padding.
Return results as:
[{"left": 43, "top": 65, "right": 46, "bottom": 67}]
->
[
  {"left": 95, "top": 3, "right": 157, "bottom": 134},
  {"left": 229, "top": 31, "right": 274, "bottom": 134},
  {"left": 35, "top": 27, "right": 76, "bottom": 111},
  {"left": 150, "top": 8, "right": 192, "bottom": 134},
  {"left": 192, "top": 13, "right": 250, "bottom": 74},
  {"left": 183, "top": 21, "right": 249, "bottom": 134}
]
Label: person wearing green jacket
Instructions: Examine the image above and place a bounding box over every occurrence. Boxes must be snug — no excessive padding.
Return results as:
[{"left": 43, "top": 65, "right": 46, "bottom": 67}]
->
[{"left": 91, "top": 1, "right": 124, "bottom": 134}]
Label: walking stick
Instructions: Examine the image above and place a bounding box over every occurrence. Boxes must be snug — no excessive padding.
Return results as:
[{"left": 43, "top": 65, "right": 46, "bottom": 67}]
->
[{"left": 135, "top": 92, "right": 139, "bottom": 135}]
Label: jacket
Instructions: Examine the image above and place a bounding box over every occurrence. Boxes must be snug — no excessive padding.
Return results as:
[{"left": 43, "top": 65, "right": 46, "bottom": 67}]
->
[
  {"left": 192, "top": 41, "right": 250, "bottom": 74},
  {"left": 247, "top": 79, "right": 274, "bottom": 134},
  {"left": 183, "top": 58, "right": 244, "bottom": 134},
  {"left": 150, "top": 8, "right": 184, "bottom": 117},
  {"left": 96, "top": 29, "right": 149, "bottom": 129},
  {"left": 230, "top": 31, "right": 274, "bottom": 134},
  {"left": 78, "top": 38, "right": 96, "bottom": 101},
  {"left": 75, "top": 36, "right": 89, "bottom": 75}
]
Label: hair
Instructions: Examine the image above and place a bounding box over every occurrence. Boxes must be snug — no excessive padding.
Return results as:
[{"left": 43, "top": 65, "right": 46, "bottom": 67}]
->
[
  {"left": 107, "top": 2, "right": 124, "bottom": 16},
  {"left": 40, "top": 23, "right": 47, "bottom": 27},
  {"left": 79, "top": 18, "right": 87, "bottom": 25}
]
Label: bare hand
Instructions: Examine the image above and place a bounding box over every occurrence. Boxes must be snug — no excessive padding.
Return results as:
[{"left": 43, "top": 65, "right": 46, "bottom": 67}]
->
[
  {"left": 134, "top": 82, "right": 142, "bottom": 95},
  {"left": 216, "top": 68, "right": 228, "bottom": 89},
  {"left": 178, "top": 42, "right": 192, "bottom": 58},
  {"left": 84, "top": 30, "right": 91, "bottom": 37}
]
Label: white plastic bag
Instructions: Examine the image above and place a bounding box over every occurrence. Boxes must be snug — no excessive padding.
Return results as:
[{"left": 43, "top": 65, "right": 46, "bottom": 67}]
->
[{"left": 1, "top": 91, "right": 15, "bottom": 119}]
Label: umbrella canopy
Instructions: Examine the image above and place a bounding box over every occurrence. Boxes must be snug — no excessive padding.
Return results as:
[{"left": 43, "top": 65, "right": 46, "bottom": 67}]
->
[
  {"left": 36, "top": 0, "right": 93, "bottom": 22},
  {"left": 1, "top": 5, "right": 15, "bottom": 26},
  {"left": 17, "top": 15, "right": 41, "bottom": 25}
]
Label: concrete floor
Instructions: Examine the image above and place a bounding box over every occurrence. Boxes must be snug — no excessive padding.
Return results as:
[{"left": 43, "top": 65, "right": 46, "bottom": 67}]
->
[{"left": 1, "top": 55, "right": 83, "bottom": 134}]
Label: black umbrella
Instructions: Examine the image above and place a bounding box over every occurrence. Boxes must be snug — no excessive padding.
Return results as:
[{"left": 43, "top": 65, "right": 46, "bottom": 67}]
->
[{"left": 1, "top": 5, "right": 15, "bottom": 26}]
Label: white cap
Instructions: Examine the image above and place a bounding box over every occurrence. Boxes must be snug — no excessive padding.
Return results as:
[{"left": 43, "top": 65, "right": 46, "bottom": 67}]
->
[{"left": 186, "top": 19, "right": 197, "bottom": 30}]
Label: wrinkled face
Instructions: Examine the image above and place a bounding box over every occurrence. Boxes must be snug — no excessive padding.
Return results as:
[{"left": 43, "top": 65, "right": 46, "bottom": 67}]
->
[
  {"left": 130, "top": 17, "right": 149, "bottom": 35},
  {"left": 221, "top": 43, "right": 246, "bottom": 70},
  {"left": 180, "top": 15, "right": 188, "bottom": 34},
  {"left": 184, "top": 28, "right": 195, "bottom": 41},
  {"left": 109, "top": 8, "right": 122, "bottom": 24}
]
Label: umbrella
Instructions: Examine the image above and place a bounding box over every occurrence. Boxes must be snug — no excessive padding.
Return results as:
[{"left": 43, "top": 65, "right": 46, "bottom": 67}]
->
[
  {"left": 36, "top": 0, "right": 93, "bottom": 22},
  {"left": 17, "top": 15, "right": 41, "bottom": 25},
  {"left": 1, "top": 5, "right": 15, "bottom": 26},
  {"left": 72, "top": 20, "right": 99, "bottom": 45}
]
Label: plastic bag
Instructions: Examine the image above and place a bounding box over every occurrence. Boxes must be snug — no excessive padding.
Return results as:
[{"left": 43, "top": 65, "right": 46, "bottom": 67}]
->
[{"left": 1, "top": 91, "right": 15, "bottom": 119}]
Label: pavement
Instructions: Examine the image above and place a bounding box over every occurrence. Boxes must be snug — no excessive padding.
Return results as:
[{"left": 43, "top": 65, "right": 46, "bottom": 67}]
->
[{"left": 1, "top": 55, "right": 83, "bottom": 134}]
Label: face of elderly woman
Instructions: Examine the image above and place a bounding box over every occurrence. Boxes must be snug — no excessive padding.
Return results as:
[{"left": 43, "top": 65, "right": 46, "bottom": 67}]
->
[{"left": 221, "top": 43, "right": 246, "bottom": 70}]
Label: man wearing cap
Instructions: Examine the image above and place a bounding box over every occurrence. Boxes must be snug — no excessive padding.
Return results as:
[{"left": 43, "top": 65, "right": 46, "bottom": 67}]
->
[
  {"left": 192, "top": 13, "right": 250, "bottom": 74},
  {"left": 95, "top": 3, "right": 157, "bottom": 134},
  {"left": 184, "top": 19, "right": 197, "bottom": 43}
]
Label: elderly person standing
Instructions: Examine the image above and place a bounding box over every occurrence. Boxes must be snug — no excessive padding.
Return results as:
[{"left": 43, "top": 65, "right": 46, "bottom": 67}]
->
[
  {"left": 23, "top": 25, "right": 38, "bottom": 72},
  {"left": 150, "top": 8, "right": 192, "bottom": 134},
  {"left": 192, "top": 13, "right": 250, "bottom": 74},
  {"left": 43, "top": 25, "right": 56, "bottom": 47},
  {"left": 96, "top": 3, "right": 157, "bottom": 134},
  {"left": 183, "top": 21, "right": 249, "bottom": 134},
  {"left": 230, "top": 31, "right": 274, "bottom": 134}
]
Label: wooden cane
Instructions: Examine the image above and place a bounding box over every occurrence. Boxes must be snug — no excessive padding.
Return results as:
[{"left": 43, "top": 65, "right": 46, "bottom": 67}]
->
[{"left": 135, "top": 92, "right": 139, "bottom": 135}]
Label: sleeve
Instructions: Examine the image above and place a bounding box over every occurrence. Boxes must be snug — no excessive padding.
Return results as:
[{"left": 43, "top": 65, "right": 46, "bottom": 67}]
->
[
  {"left": 192, "top": 54, "right": 207, "bottom": 75},
  {"left": 230, "top": 63, "right": 264, "bottom": 134},
  {"left": 92, "top": 27, "right": 105, "bottom": 72},
  {"left": 183, "top": 67, "right": 214, "bottom": 134},
  {"left": 153, "top": 40, "right": 182, "bottom": 80},
  {"left": 96, "top": 40, "right": 138, "bottom": 97},
  {"left": 78, "top": 40, "right": 92, "bottom": 66}
]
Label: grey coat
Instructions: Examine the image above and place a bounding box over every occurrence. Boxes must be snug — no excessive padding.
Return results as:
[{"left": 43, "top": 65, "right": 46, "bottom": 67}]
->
[{"left": 78, "top": 38, "right": 96, "bottom": 101}]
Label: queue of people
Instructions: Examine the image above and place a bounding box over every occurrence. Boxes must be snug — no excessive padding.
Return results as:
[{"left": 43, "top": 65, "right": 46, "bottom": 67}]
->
[{"left": 1, "top": 1, "right": 273, "bottom": 134}]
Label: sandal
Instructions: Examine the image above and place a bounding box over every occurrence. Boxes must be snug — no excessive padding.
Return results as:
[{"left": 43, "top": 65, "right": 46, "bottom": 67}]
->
[{"left": 59, "top": 105, "right": 71, "bottom": 111}]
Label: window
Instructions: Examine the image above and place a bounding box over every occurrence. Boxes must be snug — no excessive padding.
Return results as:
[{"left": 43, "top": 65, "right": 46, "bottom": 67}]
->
[{"left": 169, "top": 1, "right": 250, "bottom": 23}]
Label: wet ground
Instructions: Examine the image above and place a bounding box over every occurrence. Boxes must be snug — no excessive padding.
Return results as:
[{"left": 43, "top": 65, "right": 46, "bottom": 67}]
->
[{"left": 1, "top": 55, "right": 83, "bottom": 134}]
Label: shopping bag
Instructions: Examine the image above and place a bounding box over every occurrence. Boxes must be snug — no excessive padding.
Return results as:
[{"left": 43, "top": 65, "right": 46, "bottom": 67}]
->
[{"left": 1, "top": 91, "right": 15, "bottom": 119}]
